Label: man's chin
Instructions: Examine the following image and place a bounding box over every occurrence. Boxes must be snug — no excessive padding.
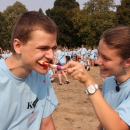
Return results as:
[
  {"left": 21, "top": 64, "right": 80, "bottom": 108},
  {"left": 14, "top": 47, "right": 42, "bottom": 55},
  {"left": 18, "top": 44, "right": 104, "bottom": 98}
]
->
[
  {"left": 39, "top": 71, "right": 48, "bottom": 75},
  {"left": 36, "top": 69, "right": 49, "bottom": 75}
]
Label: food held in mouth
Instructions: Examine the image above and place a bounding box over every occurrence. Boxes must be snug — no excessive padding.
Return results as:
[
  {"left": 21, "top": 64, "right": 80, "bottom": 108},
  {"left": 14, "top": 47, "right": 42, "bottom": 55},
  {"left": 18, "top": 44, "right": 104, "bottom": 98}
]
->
[{"left": 38, "top": 61, "right": 50, "bottom": 69}]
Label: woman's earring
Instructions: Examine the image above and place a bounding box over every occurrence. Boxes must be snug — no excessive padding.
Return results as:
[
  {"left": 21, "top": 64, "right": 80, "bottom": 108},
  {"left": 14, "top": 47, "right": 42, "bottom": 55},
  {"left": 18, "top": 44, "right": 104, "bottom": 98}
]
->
[{"left": 124, "top": 69, "right": 127, "bottom": 75}]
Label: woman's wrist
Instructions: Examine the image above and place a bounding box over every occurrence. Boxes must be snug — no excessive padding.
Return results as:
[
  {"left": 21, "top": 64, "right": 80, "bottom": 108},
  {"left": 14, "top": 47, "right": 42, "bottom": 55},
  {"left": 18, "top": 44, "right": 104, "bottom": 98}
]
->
[{"left": 84, "top": 79, "right": 95, "bottom": 88}]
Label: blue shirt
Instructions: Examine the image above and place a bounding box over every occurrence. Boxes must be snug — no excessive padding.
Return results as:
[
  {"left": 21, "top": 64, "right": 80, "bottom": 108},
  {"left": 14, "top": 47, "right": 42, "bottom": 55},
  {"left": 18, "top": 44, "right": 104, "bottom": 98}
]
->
[
  {"left": 80, "top": 48, "right": 87, "bottom": 55},
  {"left": 103, "top": 76, "right": 130, "bottom": 126},
  {"left": 57, "top": 50, "right": 66, "bottom": 64},
  {"left": 2, "top": 52, "right": 12, "bottom": 59},
  {"left": 0, "top": 59, "right": 58, "bottom": 130}
]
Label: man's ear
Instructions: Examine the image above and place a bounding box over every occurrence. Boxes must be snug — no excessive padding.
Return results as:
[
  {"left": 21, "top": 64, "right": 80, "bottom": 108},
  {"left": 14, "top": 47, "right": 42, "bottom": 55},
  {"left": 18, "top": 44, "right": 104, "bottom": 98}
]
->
[
  {"left": 124, "top": 58, "right": 130, "bottom": 68},
  {"left": 13, "top": 39, "right": 22, "bottom": 54}
]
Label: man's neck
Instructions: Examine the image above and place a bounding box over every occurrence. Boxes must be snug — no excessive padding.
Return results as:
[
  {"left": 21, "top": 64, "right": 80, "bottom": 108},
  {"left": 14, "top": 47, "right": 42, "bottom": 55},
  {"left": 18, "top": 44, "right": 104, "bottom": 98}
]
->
[{"left": 5, "top": 55, "right": 31, "bottom": 78}]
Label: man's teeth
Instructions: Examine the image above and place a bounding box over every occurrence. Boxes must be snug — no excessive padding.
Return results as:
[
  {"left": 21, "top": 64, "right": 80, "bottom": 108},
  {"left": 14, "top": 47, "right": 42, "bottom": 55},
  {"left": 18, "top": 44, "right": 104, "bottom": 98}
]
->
[{"left": 38, "top": 61, "right": 43, "bottom": 64}]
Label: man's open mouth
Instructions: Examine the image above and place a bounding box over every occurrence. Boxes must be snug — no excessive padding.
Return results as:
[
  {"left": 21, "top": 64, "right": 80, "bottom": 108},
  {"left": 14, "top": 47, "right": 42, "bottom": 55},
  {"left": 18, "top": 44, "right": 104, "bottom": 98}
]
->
[{"left": 38, "top": 61, "right": 50, "bottom": 69}]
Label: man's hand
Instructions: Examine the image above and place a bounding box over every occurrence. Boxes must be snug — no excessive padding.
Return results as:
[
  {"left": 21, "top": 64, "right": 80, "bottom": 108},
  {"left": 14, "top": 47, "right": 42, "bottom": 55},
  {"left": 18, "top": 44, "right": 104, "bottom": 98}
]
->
[{"left": 40, "top": 115, "right": 55, "bottom": 130}]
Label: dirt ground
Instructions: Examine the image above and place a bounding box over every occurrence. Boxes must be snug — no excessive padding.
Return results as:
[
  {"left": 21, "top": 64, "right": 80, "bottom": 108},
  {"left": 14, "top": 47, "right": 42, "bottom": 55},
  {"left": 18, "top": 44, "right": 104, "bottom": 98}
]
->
[{"left": 52, "top": 66, "right": 103, "bottom": 130}]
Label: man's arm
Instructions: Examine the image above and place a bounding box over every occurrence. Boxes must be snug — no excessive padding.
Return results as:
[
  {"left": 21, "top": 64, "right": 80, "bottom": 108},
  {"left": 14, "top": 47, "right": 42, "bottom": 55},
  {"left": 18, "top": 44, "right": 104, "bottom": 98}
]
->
[{"left": 40, "top": 115, "right": 55, "bottom": 130}]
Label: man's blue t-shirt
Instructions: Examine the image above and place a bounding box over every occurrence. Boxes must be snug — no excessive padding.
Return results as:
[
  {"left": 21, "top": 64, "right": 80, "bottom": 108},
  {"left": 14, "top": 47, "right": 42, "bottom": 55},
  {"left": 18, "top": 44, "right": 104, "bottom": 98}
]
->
[{"left": 0, "top": 59, "right": 58, "bottom": 130}]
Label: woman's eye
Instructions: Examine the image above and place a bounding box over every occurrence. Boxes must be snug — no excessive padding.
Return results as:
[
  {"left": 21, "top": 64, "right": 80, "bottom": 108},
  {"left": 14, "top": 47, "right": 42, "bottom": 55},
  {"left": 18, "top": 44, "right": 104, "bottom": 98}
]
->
[{"left": 103, "top": 57, "right": 109, "bottom": 60}]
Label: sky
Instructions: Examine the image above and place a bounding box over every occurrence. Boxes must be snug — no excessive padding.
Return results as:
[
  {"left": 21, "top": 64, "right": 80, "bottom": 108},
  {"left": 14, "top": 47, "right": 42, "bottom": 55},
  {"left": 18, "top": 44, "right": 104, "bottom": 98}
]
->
[{"left": 0, "top": 0, "right": 121, "bottom": 13}]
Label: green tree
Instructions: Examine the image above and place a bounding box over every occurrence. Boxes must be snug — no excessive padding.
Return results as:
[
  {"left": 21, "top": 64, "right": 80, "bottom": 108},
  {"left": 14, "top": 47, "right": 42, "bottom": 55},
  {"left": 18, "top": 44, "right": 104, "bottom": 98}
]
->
[
  {"left": 116, "top": 0, "right": 130, "bottom": 26},
  {"left": 2, "top": 1, "right": 27, "bottom": 50},
  {"left": 82, "top": 0, "right": 116, "bottom": 47},
  {"left": 46, "top": 0, "right": 79, "bottom": 48},
  {"left": 70, "top": 9, "right": 88, "bottom": 46},
  {"left": 83, "top": 0, "right": 114, "bottom": 13},
  {"left": 0, "top": 12, "right": 6, "bottom": 48},
  {"left": 39, "top": 8, "right": 44, "bottom": 14}
]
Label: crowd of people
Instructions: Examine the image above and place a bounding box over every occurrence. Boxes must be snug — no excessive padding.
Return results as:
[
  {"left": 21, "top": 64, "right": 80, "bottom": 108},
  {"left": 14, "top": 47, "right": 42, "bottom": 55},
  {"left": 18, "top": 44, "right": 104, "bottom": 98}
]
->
[
  {"left": 48, "top": 44, "right": 98, "bottom": 84},
  {"left": 0, "top": 10, "right": 130, "bottom": 130},
  {"left": 0, "top": 48, "right": 12, "bottom": 59},
  {"left": 0, "top": 45, "right": 98, "bottom": 86},
  {"left": 0, "top": 44, "right": 98, "bottom": 86}
]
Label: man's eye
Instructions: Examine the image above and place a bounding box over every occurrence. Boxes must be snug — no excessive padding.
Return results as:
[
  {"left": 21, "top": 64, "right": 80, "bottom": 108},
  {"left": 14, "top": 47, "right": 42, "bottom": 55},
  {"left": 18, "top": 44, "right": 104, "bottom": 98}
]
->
[
  {"left": 40, "top": 48, "right": 48, "bottom": 50},
  {"left": 52, "top": 47, "right": 57, "bottom": 51}
]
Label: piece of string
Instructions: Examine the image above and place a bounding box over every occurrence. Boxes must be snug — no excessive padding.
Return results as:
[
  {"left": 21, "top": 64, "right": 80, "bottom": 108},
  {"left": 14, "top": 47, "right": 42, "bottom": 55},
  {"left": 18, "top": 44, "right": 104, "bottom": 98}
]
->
[{"left": 114, "top": 77, "right": 130, "bottom": 92}]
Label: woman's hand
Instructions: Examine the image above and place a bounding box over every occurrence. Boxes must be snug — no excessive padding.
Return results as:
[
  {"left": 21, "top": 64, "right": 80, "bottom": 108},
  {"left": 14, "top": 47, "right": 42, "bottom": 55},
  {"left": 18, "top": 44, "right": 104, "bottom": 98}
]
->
[{"left": 62, "top": 61, "right": 95, "bottom": 87}]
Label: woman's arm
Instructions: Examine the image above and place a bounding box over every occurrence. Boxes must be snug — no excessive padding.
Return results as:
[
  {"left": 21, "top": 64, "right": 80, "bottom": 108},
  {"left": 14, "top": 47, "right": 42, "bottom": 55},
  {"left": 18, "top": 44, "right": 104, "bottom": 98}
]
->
[{"left": 63, "top": 61, "right": 129, "bottom": 130}]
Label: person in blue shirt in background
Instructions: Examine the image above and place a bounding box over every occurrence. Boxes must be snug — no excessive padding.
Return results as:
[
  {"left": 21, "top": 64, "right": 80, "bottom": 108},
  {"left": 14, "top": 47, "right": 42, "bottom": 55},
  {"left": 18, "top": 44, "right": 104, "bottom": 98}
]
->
[
  {"left": 80, "top": 45, "right": 87, "bottom": 61},
  {"left": 2, "top": 49, "right": 12, "bottom": 59},
  {"left": 89, "top": 47, "right": 98, "bottom": 67},
  {"left": 55, "top": 45, "right": 69, "bottom": 85}
]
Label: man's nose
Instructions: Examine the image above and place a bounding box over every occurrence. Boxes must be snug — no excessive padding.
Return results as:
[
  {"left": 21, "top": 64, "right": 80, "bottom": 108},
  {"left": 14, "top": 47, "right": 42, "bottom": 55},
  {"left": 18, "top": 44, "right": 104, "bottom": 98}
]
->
[{"left": 45, "top": 49, "right": 54, "bottom": 60}]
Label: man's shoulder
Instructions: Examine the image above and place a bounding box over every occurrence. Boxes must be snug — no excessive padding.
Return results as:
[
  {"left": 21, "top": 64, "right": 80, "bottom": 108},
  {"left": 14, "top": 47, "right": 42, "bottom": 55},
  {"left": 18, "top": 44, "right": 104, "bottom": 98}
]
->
[{"left": 0, "top": 59, "right": 5, "bottom": 69}]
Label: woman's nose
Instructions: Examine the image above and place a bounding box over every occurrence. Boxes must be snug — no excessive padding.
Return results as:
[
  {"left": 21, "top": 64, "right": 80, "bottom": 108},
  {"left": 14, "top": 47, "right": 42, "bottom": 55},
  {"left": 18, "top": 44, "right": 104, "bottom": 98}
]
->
[{"left": 95, "top": 56, "right": 102, "bottom": 65}]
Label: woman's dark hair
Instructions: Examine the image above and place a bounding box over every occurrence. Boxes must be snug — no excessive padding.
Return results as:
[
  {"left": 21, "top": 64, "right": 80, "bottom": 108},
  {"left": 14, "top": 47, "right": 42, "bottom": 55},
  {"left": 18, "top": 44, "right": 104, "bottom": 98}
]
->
[{"left": 100, "top": 26, "right": 130, "bottom": 60}]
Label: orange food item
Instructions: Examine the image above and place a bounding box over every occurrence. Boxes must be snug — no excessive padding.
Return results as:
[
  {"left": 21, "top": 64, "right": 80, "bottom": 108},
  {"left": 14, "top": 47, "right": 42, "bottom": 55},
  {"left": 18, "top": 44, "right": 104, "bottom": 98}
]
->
[
  {"left": 38, "top": 61, "right": 50, "bottom": 69},
  {"left": 77, "top": 56, "right": 81, "bottom": 59}
]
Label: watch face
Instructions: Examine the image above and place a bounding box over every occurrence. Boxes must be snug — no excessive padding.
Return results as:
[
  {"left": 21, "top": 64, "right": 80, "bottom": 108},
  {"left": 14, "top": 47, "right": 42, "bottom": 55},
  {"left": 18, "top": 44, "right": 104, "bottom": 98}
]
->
[{"left": 88, "top": 85, "right": 95, "bottom": 94}]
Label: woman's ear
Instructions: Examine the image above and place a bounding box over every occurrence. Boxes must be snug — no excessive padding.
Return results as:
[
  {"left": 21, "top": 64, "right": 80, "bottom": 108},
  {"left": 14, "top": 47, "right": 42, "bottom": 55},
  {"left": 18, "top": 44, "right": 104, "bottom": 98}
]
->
[
  {"left": 13, "top": 39, "right": 22, "bottom": 54},
  {"left": 124, "top": 58, "right": 130, "bottom": 68}
]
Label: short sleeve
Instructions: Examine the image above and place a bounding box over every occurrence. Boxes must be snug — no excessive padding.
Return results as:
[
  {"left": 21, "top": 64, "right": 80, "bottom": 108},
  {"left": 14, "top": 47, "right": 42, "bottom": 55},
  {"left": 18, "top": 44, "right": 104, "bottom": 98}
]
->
[
  {"left": 115, "top": 95, "right": 130, "bottom": 126},
  {"left": 42, "top": 75, "right": 58, "bottom": 118}
]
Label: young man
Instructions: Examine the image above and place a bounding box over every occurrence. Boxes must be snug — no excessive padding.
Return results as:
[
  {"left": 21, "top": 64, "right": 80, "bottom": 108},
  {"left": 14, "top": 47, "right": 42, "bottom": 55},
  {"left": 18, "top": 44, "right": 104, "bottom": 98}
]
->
[{"left": 0, "top": 11, "right": 58, "bottom": 130}]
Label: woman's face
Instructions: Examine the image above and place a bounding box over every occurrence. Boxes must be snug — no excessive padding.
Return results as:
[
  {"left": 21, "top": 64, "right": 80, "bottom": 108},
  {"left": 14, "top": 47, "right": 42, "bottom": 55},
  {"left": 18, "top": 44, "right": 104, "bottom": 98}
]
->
[{"left": 96, "top": 39, "right": 126, "bottom": 78}]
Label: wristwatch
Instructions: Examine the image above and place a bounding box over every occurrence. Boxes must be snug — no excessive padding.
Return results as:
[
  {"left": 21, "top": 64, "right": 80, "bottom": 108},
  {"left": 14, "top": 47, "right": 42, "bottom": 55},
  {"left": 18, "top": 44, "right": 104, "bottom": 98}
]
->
[{"left": 85, "top": 84, "right": 98, "bottom": 95}]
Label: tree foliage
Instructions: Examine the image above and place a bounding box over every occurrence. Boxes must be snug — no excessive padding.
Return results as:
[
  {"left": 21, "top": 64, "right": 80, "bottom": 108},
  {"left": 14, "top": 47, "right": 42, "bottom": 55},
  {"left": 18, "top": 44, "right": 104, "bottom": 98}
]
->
[
  {"left": 46, "top": 0, "right": 116, "bottom": 48},
  {"left": 84, "top": 0, "right": 114, "bottom": 13},
  {"left": 116, "top": 0, "right": 130, "bottom": 26},
  {"left": 81, "top": 0, "right": 116, "bottom": 47},
  {"left": 0, "top": 12, "right": 6, "bottom": 48},
  {"left": 38, "top": 8, "right": 44, "bottom": 14},
  {"left": 1, "top": 1, "right": 27, "bottom": 49},
  {"left": 0, "top": 0, "right": 128, "bottom": 50},
  {"left": 46, "top": 0, "right": 79, "bottom": 48}
]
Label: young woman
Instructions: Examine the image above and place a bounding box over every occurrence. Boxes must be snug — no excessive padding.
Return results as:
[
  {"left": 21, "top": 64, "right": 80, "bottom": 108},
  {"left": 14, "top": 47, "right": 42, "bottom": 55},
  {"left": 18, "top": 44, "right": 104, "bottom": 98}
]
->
[{"left": 63, "top": 26, "right": 130, "bottom": 130}]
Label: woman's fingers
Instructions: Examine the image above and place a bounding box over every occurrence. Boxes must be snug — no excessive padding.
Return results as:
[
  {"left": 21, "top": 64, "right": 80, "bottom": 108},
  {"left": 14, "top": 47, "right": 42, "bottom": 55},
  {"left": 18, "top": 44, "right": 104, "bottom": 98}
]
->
[
  {"left": 62, "top": 61, "right": 95, "bottom": 86},
  {"left": 63, "top": 61, "right": 87, "bottom": 83}
]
